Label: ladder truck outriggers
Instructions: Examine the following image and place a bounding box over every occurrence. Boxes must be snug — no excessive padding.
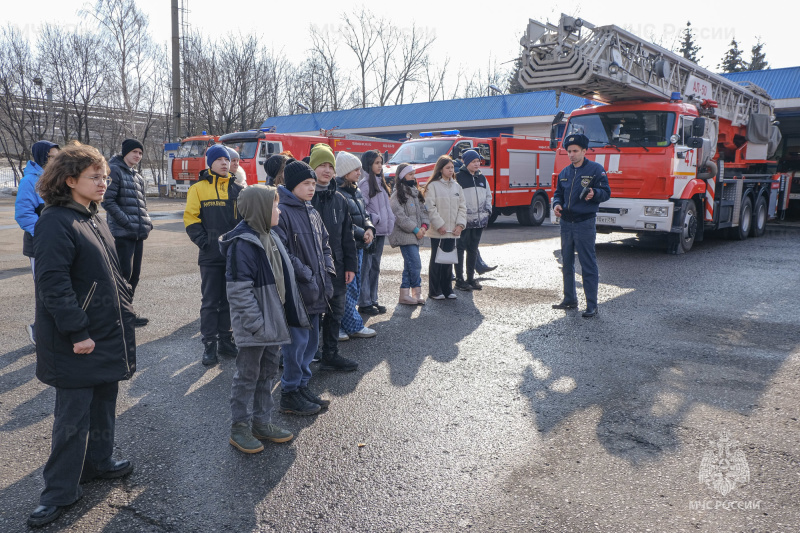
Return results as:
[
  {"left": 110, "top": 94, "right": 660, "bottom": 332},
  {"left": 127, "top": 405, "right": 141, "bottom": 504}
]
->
[{"left": 519, "top": 14, "right": 786, "bottom": 253}]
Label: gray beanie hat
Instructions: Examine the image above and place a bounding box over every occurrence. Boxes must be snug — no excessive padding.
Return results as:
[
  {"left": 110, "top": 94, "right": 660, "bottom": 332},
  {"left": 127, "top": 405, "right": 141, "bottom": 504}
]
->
[{"left": 335, "top": 151, "right": 362, "bottom": 178}]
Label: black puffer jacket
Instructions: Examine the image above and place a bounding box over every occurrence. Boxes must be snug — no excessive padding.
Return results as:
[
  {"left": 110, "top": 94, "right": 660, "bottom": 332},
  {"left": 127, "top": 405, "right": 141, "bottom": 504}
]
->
[
  {"left": 33, "top": 201, "right": 136, "bottom": 389},
  {"left": 335, "top": 177, "right": 375, "bottom": 249},
  {"left": 102, "top": 155, "right": 153, "bottom": 240},
  {"left": 273, "top": 186, "right": 335, "bottom": 315},
  {"left": 311, "top": 180, "right": 358, "bottom": 288}
]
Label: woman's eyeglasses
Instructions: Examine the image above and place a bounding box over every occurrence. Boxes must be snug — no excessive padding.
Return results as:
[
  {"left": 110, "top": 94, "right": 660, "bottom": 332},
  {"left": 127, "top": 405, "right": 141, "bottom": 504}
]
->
[{"left": 82, "top": 176, "right": 111, "bottom": 186}]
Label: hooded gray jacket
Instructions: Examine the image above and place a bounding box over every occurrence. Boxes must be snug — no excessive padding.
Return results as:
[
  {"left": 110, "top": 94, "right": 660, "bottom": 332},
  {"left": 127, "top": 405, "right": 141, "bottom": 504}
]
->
[{"left": 220, "top": 222, "right": 311, "bottom": 347}]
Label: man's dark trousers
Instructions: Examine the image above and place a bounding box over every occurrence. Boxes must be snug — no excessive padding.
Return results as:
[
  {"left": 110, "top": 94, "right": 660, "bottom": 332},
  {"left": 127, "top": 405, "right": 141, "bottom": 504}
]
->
[
  {"left": 559, "top": 218, "right": 598, "bottom": 306},
  {"left": 455, "top": 227, "right": 483, "bottom": 281},
  {"left": 40, "top": 382, "right": 119, "bottom": 506},
  {"left": 115, "top": 238, "right": 144, "bottom": 293},
  {"left": 199, "top": 264, "right": 232, "bottom": 343}
]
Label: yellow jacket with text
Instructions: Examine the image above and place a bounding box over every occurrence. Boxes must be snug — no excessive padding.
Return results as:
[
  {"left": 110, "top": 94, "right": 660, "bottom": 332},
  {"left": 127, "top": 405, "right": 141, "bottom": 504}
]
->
[{"left": 184, "top": 169, "right": 243, "bottom": 265}]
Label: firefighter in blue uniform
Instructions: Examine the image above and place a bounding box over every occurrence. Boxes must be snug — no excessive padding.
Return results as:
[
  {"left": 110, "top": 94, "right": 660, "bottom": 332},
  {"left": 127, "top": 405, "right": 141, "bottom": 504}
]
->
[{"left": 551, "top": 134, "right": 611, "bottom": 317}]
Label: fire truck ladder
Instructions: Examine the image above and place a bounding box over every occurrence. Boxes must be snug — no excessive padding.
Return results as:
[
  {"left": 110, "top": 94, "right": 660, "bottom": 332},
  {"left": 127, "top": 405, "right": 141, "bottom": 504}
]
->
[{"left": 518, "top": 14, "right": 773, "bottom": 126}]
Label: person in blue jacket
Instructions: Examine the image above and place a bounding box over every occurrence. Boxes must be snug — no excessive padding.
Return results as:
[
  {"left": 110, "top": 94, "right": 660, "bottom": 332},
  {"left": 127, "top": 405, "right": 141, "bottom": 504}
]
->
[
  {"left": 551, "top": 133, "right": 611, "bottom": 318},
  {"left": 14, "top": 140, "right": 59, "bottom": 345}
]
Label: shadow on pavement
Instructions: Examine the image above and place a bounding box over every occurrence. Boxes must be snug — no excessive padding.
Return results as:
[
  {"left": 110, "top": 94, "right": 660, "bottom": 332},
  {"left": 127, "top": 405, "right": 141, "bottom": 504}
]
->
[
  {"left": 516, "top": 238, "right": 794, "bottom": 465},
  {"left": 3, "top": 318, "right": 296, "bottom": 531},
  {"left": 323, "top": 250, "right": 483, "bottom": 394}
]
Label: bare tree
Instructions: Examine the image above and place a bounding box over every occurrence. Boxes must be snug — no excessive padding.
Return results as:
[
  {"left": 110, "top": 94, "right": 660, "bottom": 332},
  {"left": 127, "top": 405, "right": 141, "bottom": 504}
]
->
[
  {"left": 37, "top": 24, "right": 107, "bottom": 144},
  {"left": 423, "top": 56, "right": 451, "bottom": 102},
  {"left": 309, "top": 24, "right": 352, "bottom": 111},
  {"left": 391, "top": 23, "right": 436, "bottom": 105},
  {"left": 342, "top": 8, "right": 380, "bottom": 108},
  {"left": 84, "top": 0, "right": 162, "bottom": 142},
  {"left": 182, "top": 32, "right": 290, "bottom": 135},
  {"left": 459, "top": 56, "right": 507, "bottom": 99},
  {"left": 0, "top": 25, "right": 56, "bottom": 177}
]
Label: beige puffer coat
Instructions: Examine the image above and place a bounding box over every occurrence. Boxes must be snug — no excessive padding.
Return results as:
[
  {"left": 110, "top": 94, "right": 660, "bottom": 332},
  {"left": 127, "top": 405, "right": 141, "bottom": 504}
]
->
[{"left": 423, "top": 178, "right": 467, "bottom": 239}]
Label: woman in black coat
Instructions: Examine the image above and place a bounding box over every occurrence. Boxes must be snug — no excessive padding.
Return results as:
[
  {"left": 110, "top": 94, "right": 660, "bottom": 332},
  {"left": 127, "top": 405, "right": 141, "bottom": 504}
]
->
[{"left": 27, "top": 143, "right": 137, "bottom": 528}]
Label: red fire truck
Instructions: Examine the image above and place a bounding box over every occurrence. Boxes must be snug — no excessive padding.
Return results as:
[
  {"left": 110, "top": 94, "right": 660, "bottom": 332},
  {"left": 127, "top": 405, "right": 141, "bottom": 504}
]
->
[
  {"left": 169, "top": 130, "right": 400, "bottom": 191},
  {"left": 519, "top": 14, "right": 789, "bottom": 252},
  {"left": 385, "top": 131, "right": 555, "bottom": 225},
  {"left": 169, "top": 133, "right": 219, "bottom": 194},
  {"left": 219, "top": 129, "right": 401, "bottom": 185}
]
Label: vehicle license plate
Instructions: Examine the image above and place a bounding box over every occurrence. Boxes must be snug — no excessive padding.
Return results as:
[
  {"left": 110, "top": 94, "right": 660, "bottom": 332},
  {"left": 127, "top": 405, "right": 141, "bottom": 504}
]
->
[{"left": 596, "top": 216, "right": 616, "bottom": 224}]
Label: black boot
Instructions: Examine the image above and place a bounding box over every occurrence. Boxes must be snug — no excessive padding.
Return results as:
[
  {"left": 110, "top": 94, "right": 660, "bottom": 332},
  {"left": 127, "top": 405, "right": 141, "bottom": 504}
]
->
[
  {"left": 202, "top": 341, "right": 218, "bottom": 366},
  {"left": 475, "top": 251, "right": 497, "bottom": 274},
  {"left": 319, "top": 352, "right": 358, "bottom": 372},
  {"left": 218, "top": 335, "right": 238, "bottom": 357},
  {"left": 299, "top": 386, "right": 330, "bottom": 408},
  {"left": 280, "top": 390, "right": 321, "bottom": 415}
]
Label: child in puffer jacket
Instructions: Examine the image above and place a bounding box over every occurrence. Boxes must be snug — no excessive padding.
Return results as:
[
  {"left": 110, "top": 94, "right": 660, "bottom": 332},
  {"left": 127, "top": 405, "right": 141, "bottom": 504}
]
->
[
  {"left": 389, "top": 163, "right": 429, "bottom": 305},
  {"left": 219, "top": 185, "right": 303, "bottom": 453}
]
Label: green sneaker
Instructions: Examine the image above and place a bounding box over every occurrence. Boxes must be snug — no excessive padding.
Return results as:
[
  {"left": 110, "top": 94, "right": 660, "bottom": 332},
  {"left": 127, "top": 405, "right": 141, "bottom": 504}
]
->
[
  {"left": 229, "top": 422, "right": 264, "bottom": 453},
  {"left": 252, "top": 422, "right": 294, "bottom": 443}
]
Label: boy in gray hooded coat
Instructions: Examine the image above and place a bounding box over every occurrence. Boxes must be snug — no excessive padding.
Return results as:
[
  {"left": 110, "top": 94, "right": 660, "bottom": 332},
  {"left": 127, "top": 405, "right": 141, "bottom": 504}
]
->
[{"left": 219, "top": 185, "right": 311, "bottom": 453}]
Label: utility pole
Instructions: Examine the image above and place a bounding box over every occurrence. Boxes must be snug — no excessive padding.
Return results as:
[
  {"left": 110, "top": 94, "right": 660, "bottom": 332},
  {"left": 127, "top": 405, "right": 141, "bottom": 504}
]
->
[{"left": 171, "top": 0, "right": 181, "bottom": 141}]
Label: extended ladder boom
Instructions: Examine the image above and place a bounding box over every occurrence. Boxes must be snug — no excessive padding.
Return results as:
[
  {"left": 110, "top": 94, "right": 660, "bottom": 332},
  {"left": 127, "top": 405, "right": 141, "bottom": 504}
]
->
[{"left": 519, "top": 14, "right": 773, "bottom": 126}]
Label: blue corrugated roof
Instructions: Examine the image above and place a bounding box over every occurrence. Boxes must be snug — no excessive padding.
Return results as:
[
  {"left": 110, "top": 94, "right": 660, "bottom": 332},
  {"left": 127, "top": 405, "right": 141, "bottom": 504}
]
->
[
  {"left": 261, "top": 91, "right": 588, "bottom": 133},
  {"left": 262, "top": 67, "right": 800, "bottom": 133},
  {"left": 721, "top": 66, "right": 800, "bottom": 100}
]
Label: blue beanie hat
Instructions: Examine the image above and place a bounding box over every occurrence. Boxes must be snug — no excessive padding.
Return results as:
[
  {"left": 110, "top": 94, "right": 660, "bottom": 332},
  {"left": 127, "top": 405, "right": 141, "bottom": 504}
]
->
[
  {"left": 462, "top": 149, "right": 482, "bottom": 166},
  {"left": 206, "top": 144, "right": 230, "bottom": 168}
]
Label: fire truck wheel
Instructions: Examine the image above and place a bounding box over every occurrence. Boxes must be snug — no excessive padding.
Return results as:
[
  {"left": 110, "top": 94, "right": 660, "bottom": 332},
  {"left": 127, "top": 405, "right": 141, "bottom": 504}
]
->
[
  {"left": 668, "top": 198, "right": 697, "bottom": 254},
  {"left": 488, "top": 211, "right": 499, "bottom": 225},
  {"left": 752, "top": 195, "right": 767, "bottom": 238},
  {"left": 518, "top": 194, "right": 547, "bottom": 226},
  {"left": 732, "top": 196, "right": 753, "bottom": 241}
]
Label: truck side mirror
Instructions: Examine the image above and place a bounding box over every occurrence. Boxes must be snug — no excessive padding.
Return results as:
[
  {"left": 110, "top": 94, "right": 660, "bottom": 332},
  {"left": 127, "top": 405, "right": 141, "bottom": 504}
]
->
[
  {"left": 550, "top": 124, "right": 559, "bottom": 150},
  {"left": 692, "top": 117, "right": 706, "bottom": 137},
  {"left": 687, "top": 137, "right": 704, "bottom": 148}
]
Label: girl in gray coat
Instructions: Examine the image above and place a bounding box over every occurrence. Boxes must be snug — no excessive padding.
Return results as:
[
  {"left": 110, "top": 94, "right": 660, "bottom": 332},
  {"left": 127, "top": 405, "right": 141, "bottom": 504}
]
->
[
  {"left": 357, "top": 150, "right": 395, "bottom": 315},
  {"left": 389, "top": 164, "right": 429, "bottom": 305}
]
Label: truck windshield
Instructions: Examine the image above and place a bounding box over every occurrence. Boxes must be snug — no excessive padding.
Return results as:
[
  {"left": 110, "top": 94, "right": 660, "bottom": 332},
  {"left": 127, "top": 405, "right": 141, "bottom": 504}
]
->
[
  {"left": 177, "top": 140, "right": 206, "bottom": 158},
  {"left": 389, "top": 140, "right": 454, "bottom": 164},
  {"left": 222, "top": 140, "right": 258, "bottom": 159},
  {"left": 566, "top": 111, "right": 675, "bottom": 148}
]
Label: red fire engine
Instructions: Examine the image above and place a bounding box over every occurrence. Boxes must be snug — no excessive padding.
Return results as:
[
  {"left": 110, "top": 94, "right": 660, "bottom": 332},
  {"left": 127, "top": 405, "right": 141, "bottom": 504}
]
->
[
  {"left": 169, "top": 130, "right": 400, "bottom": 191},
  {"left": 385, "top": 131, "right": 555, "bottom": 226},
  {"left": 519, "top": 14, "right": 789, "bottom": 252},
  {"left": 219, "top": 129, "right": 401, "bottom": 185},
  {"left": 169, "top": 133, "right": 219, "bottom": 193}
]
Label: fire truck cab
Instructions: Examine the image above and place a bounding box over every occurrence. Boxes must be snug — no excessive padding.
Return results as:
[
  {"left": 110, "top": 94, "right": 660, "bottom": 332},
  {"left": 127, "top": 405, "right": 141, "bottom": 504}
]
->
[
  {"left": 385, "top": 131, "right": 555, "bottom": 225},
  {"left": 169, "top": 133, "right": 219, "bottom": 194}
]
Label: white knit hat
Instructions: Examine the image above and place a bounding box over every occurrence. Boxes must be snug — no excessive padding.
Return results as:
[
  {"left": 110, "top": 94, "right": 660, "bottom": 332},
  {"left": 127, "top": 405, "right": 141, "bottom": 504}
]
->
[{"left": 335, "top": 151, "right": 362, "bottom": 178}]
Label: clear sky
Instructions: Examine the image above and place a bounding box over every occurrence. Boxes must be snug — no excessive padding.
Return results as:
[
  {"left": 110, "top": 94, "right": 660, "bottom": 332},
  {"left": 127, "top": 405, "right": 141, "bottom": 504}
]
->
[{"left": 6, "top": 0, "right": 798, "bottom": 78}]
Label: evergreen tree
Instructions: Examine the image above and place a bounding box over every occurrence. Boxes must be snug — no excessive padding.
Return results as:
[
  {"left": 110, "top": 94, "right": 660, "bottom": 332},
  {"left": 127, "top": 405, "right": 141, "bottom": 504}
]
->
[
  {"left": 749, "top": 38, "right": 769, "bottom": 70},
  {"left": 677, "top": 21, "right": 702, "bottom": 64},
  {"left": 507, "top": 55, "right": 530, "bottom": 94},
  {"left": 718, "top": 38, "right": 747, "bottom": 73}
]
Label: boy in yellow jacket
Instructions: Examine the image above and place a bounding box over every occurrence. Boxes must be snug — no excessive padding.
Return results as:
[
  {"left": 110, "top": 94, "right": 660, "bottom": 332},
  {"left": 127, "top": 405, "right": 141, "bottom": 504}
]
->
[{"left": 184, "top": 144, "right": 243, "bottom": 365}]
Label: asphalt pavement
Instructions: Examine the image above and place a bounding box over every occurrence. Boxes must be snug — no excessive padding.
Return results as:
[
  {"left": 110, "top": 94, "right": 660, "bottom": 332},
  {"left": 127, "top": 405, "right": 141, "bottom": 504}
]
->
[{"left": 0, "top": 194, "right": 798, "bottom": 532}]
